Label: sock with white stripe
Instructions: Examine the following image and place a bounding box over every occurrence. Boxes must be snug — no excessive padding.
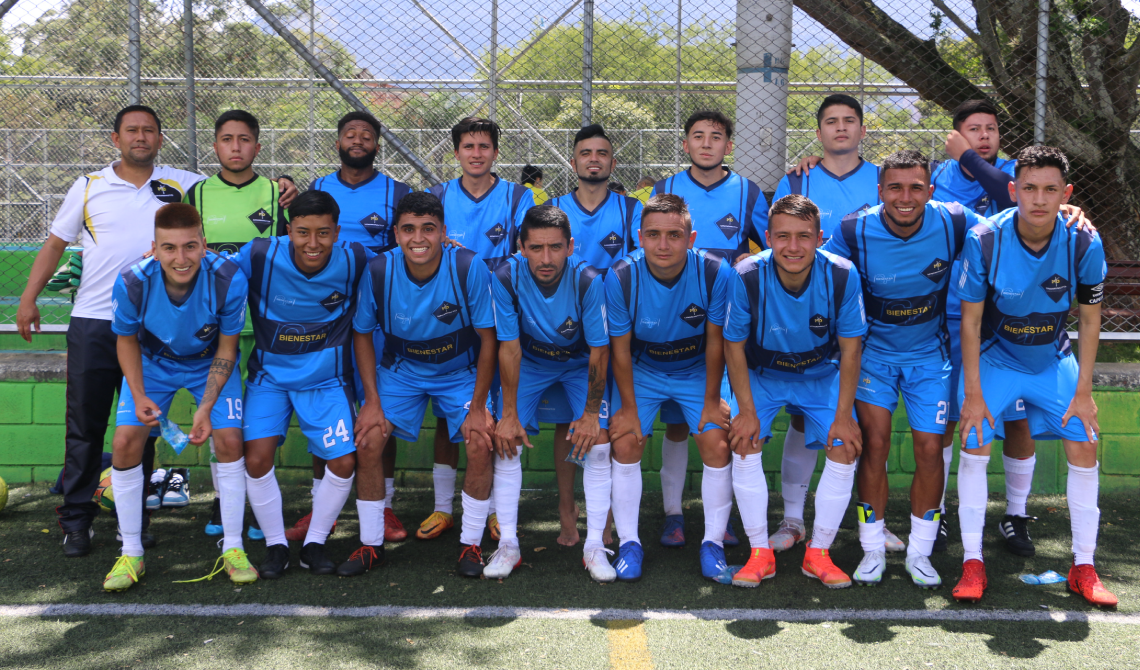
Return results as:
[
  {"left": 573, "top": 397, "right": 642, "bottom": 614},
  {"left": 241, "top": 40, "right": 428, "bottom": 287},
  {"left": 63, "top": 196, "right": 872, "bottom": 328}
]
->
[
  {"left": 660, "top": 437, "right": 689, "bottom": 517},
  {"left": 732, "top": 452, "right": 769, "bottom": 549},
  {"left": 611, "top": 460, "right": 643, "bottom": 546},
  {"left": 808, "top": 459, "right": 855, "bottom": 550}
]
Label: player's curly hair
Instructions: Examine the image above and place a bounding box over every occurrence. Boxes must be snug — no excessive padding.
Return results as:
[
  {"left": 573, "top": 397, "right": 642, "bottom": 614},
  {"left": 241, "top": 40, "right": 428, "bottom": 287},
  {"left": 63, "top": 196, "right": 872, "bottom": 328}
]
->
[
  {"left": 154, "top": 203, "right": 202, "bottom": 231},
  {"left": 1015, "top": 145, "right": 1069, "bottom": 181},
  {"left": 394, "top": 191, "right": 445, "bottom": 227},
  {"left": 769, "top": 194, "right": 820, "bottom": 235},
  {"left": 642, "top": 193, "right": 692, "bottom": 233}
]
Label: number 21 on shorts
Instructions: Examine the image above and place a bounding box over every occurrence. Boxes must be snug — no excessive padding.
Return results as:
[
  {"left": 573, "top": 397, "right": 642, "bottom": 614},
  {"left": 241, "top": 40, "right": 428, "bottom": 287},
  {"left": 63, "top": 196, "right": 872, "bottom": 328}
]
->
[{"left": 322, "top": 419, "right": 351, "bottom": 448}]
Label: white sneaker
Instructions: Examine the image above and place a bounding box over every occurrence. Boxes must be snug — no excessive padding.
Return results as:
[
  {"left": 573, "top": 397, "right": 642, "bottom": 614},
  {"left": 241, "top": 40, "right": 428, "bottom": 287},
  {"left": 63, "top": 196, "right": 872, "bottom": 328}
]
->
[
  {"left": 905, "top": 554, "right": 942, "bottom": 589},
  {"left": 583, "top": 545, "right": 616, "bottom": 583},
  {"left": 768, "top": 518, "right": 806, "bottom": 552},
  {"left": 483, "top": 542, "right": 521, "bottom": 579},
  {"left": 884, "top": 527, "right": 906, "bottom": 552},
  {"left": 853, "top": 549, "right": 886, "bottom": 586}
]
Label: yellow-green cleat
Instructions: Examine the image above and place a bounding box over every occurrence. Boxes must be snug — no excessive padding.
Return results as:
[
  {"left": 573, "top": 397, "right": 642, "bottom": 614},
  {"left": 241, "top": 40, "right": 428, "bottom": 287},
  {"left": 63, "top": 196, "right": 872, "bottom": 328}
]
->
[
  {"left": 103, "top": 555, "right": 145, "bottom": 592},
  {"left": 223, "top": 548, "right": 259, "bottom": 584}
]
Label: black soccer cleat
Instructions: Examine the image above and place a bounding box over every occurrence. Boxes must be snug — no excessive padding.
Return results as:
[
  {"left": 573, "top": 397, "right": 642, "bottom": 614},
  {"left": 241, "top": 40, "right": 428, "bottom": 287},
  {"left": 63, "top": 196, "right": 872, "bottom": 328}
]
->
[
  {"left": 62, "top": 528, "right": 94, "bottom": 558},
  {"left": 999, "top": 514, "right": 1037, "bottom": 557},
  {"left": 457, "top": 544, "right": 484, "bottom": 578},
  {"left": 336, "top": 545, "right": 386, "bottom": 577},
  {"left": 259, "top": 544, "right": 291, "bottom": 579},
  {"left": 300, "top": 542, "right": 337, "bottom": 575},
  {"left": 932, "top": 515, "right": 949, "bottom": 553}
]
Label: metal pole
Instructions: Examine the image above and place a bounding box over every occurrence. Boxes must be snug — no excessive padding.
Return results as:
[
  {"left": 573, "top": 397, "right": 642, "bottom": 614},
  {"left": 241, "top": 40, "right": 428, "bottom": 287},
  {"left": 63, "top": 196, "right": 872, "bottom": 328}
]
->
[
  {"left": 674, "top": 0, "right": 682, "bottom": 169},
  {"left": 0, "top": 0, "right": 22, "bottom": 20},
  {"left": 734, "top": 0, "right": 792, "bottom": 190},
  {"left": 183, "top": 0, "right": 197, "bottom": 172},
  {"left": 490, "top": 0, "right": 499, "bottom": 122},
  {"left": 308, "top": 1, "right": 315, "bottom": 182},
  {"left": 128, "top": 0, "right": 141, "bottom": 105},
  {"left": 1034, "top": 0, "right": 1049, "bottom": 144},
  {"left": 582, "top": 0, "right": 594, "bottom": 126},
  {"left": 243, "top": 0, "right": 440, "bottom": 184}
]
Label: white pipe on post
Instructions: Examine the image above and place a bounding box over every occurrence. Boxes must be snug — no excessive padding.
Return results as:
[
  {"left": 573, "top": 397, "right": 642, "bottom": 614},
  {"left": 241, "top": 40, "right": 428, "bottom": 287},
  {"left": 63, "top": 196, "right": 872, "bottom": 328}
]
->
[
  {"left": 1034, "top": 0, "right": 1049, "bottom": 145},
  {"left": 734, "top": 0, "right": 792, "bottom": 192}
]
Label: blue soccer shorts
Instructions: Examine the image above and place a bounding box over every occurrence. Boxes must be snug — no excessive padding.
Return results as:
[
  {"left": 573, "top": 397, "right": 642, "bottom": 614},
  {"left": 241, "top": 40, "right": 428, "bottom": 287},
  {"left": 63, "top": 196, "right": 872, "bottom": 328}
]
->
[
  {"left": 857, "top": 358, "right": 951, "bottom": 435},
  {"left": 243, "top": 379, "right": 357, "bottom": 460},
  {"left": 515, "top": 363, "right": 609, "bottom": 435},
  {"left": 743, "top": 368, "right": 850, "bottom": 449},
  {"left": 116, "top": 359, "right": 244, "bottom": 434},
  {"left": 610, "top": 366, "right": 735, "bottom": 437},
  {"left": 948, "top": 317, "right": 1025, "bottom": 430},
  {"left": 378, "top": 367, "right": 492, "bottom": 444}
]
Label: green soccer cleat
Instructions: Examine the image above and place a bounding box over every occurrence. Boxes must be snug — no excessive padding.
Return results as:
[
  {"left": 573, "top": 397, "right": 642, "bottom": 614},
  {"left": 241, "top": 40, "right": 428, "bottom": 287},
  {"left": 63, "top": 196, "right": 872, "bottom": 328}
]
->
[
  {"left": 103, "top": 554, "right": 145, "bottom": 592},
  {"left": 222, "top": 548, "right": 259, "bottom": 584}
]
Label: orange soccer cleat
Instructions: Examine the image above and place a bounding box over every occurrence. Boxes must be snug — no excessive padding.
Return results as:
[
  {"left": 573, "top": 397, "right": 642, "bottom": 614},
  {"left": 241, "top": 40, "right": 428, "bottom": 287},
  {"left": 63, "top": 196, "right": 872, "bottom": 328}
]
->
[
  {"left": 1068, "top": 563, "right": 1118, "bottom": 608},
  {"left": 952, "top": 559, "right": 988, "bottom": 602},
  {"left": 732, "top": 547, "right": 777, "bottom": 587},
  {"left": 801, "top": 547, "right": 851, "bottom": 589}
]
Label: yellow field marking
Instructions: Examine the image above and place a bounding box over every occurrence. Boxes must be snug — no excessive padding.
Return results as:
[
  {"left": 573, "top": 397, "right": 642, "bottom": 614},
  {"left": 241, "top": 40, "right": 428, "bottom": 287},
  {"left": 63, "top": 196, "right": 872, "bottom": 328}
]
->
[{"left": 607, "top": 619, "right": 653, "bottom": 670}]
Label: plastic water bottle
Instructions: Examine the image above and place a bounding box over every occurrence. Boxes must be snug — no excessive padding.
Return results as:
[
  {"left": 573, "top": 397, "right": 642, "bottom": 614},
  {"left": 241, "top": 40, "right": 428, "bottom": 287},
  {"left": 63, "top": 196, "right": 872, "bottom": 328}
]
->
[{"left": 158, "top": 414, "right": 191, "bottom": 455}]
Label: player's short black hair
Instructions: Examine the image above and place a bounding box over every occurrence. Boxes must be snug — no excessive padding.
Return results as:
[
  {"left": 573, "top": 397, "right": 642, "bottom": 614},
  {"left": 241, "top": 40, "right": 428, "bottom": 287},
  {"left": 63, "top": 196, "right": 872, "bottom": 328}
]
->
[
  {"left": 214, "top": 109, "right": 260, "bottom": 140},
  {"left": 879, "top": 149, "right": 931, "bottom": 184},
  {"left": 154, "top": 203, "right": 202, "bottom": 232},
  {"left": 452, "top": 117, "right": 500, "bottom": 151},
  {"left": 952, "top": 99, "right": 1000, "bottom": 131},
  {"left": 1014, "top": 145, "right": 1070, "bottom": 181},
  {"left": 393, "top": 191, "right": 445, "bottom": 227},
  {"left": 520, "top": 164, "right": 543, "bottom": 185},
  {"left": 337, "top": 111, "right": 382, "bottom": 138},
  {"left": 573, "top": 123, "right": 612, "bottom": 149},
  {"left": 816, "top": 94, "right": 863, "bottom": 127},
  {"left": 642, "top": 193, "right": 692, "bottom": 233},
  {"left": 518, "top": 205, "right": 571, "bottom": 245},
  {"left": 636, "top": 176, "right": 656, "bottom": 189},
  {"left": 608, "top": 181, "right": 626, "bottom": 194},
  {"left": 683, "top": 110, "right": 733, "bottom": 140},
  {"left": 114, "top": 105, "right": 161, "bottom": 134},
  {"left": 769, "top": 194, "right": 821, "bottom": 235},
  {"left": 288, "top": 189, "right": 340, "bottom": 223}
]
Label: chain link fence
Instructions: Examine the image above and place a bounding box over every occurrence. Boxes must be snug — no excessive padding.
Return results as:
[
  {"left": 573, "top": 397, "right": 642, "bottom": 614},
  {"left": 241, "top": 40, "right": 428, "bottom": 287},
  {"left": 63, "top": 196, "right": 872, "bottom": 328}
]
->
[{"left": 1, "top": 0, "right": 1137, "bottom": 333}]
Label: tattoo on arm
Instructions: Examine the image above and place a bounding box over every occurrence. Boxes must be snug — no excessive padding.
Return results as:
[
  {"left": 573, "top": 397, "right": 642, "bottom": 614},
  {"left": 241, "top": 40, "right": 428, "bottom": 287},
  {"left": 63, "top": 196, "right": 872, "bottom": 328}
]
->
[
  {"left": 201, "top": 358, "right": 235, "bottom": 408},
  {"left": 585, "top": 362, "right": 604, "bottom": 414}
]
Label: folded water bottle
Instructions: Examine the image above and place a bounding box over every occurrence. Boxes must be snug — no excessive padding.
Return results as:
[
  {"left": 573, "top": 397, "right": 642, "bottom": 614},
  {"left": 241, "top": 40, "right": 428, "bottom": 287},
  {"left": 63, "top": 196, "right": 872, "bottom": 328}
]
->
[
  {"left": 1020, "top": 570, "right": 1067, "bottom": 585},
  {"left": 564, "top": 452, "right": 588, "bottom": 468},
  {"left": 157, "top": 413, "right": 191, "bottom": 455}
]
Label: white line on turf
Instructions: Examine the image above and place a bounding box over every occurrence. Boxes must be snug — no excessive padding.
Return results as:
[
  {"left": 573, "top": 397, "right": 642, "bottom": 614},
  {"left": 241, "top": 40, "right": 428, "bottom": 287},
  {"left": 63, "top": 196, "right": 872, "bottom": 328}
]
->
[{"left": 0, "top": 604, "right": 1137, "bottom": 624}]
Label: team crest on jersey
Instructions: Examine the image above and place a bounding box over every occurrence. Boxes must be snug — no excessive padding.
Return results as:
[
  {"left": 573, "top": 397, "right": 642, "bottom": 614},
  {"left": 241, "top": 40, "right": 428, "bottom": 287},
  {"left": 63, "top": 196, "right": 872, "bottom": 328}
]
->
[
  {"left": 248, "top": 208, "right": 273, "bottom": 234},
  {"left": 714, "top": 213, "right": 740, "bottom": 239},
  {"left": 1040, "top": 273, "right": 1071, "bottom": 302},
  {"left": 921, "top": 258, "right": 951, "bottom": 282},
  {"left": 433, "top": 301, "right": 460, "bottom": 325},
  {"left": 485, "top": 222, "right": 508, "bottom": 245},
  {"left": 680, "top": 303, "right": 706, "bottom": 328},
  {"left": 149, "top": 180, "right": 182, "bottom": 203},
  {"left": 194, "top": 323, "right": 218, "bottom": 340},
  {"left": 600, "top": 231, "right": 624, "bottom": 258},
  {"left": 319, "top": 290, "right": 348, "bottom": 312},
  {"left": 556, "top": 316, "right": 579, "bottom": 340},
  {"left": 361, "top": 212, "right": 387, "bottom": 237},
  {"left": 808, "top": 313, "right": 830, "bottom": 338}
]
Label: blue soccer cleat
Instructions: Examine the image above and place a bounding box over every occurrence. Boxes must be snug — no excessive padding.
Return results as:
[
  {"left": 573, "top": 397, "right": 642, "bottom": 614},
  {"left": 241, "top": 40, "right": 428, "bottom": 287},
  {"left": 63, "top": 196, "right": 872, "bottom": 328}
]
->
[
  {"left": 700, "top": 541, "right": 730, "bottom": 582},
  {"left": 614, "top": 541, "right": 644, "bottom": 582},
  {"left": 660, "top": 515, "right": 685, "bottom": 547},
  {"left": 724, "top": 519, "right": 740, "bottom": 547}
]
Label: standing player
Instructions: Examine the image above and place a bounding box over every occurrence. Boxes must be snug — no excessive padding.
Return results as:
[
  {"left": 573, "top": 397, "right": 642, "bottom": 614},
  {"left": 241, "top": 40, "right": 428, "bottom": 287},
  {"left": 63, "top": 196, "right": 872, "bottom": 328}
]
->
[
  {"left": 650, "top": 110, "right": 767, "bottom": 547},
  {"left": 103, "top": 203, "right": 251, "bottom": 591},
  {"left": 352, "top": 192, "right": 498, "bottom": 577},
  {"left": 954, "top": 146, "right": 1114, "bottom": 606},
  {"left": 233, "top": 190, "right": 373, "bottom": 578},
  {"left": 605, "top": 194, "right": 736, "bottom": 582},
  {"left": 493, "top": 206, "right": 613, "bottom": 581},
  {"left": 629, "top": 177, "right": 656, "bottom": 205},
  {"left": 724, "top": 194, "right": 866, "bottom": 589},
  {"left": 521, "top": 164, "right": 550, "bottom": 205}
]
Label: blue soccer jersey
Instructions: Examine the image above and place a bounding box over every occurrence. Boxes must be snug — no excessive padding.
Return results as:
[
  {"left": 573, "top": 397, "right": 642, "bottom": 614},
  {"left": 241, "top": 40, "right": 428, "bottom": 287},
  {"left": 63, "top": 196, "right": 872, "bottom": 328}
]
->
[
  {"left": 493, "top": 253, "right": 608, "bottom": 371},
  {"left": 428, "top": 175, "right": 534, "bottom": 269},
  {"left": 233, "top": 237, "right": 371, "bottom": 390},
  {"left": 773, "top": 159, "right": 880, "bottom": 240},
  {"left": 605, "top": 248, "right": 733, "bottom": 376},
  {"left": 932, "top": 157, "right": 1016, "bottom": 217},
  {"left": 823, "top": 201, "right": 986, "bottom": 366},
  {"left": 112, "top": 253, "right": 248, "bottom": 370},
  {"left": 310, "top": 169, "right": 412, "bottom": 253},
  {"left": 353, "top": 247, "right": 495, "bottom": 378},
  {"left": 652, "top": 169, "right": 768, "bottom": 261},
  {"left": 958, "top": 208, "right": 1106, "bottom": 375},
  {"left": 725, "top": 249, "right": 867, "bottom": 381},
  {"left": 548, "top": 190, "right": 641, "bottom": 272}
]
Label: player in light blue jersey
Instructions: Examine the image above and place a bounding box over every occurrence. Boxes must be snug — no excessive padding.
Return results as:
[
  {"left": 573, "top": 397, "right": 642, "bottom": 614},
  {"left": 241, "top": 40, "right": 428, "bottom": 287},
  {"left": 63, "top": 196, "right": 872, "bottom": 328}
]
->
[
  {"left": 233, "top": 191, "right": 373, "bottom": 580},
  {"left": 104, "top": 204, "right": 251, "bottom": 591},
  {"left": 605, "top": 194, "right": 737, "bottom": 582},
  {"left": 954, "top": 146, "right": 1115, "bottom": 607},
  {"left": 492, "top": 206, "right": 613, "bottom": 581},
  {"left": 725, "top": 195, "right": 866, "bottom": 590},
  {"left": 353, "top": 192, "right": 499, "bottom": 579}
]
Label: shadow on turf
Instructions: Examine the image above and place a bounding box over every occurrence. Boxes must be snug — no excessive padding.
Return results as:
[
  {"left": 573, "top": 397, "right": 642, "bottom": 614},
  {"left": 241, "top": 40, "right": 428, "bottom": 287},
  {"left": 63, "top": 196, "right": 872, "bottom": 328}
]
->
[{"left": 838, "top": 619, "right": 1091, "bottom": 658}]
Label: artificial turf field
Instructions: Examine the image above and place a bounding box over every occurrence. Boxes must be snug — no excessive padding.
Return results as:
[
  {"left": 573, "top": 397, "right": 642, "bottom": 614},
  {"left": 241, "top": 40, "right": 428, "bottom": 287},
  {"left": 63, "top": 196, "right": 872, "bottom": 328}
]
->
[{"left": 1, "top": 482, "right": 1138, "bottom": 669}]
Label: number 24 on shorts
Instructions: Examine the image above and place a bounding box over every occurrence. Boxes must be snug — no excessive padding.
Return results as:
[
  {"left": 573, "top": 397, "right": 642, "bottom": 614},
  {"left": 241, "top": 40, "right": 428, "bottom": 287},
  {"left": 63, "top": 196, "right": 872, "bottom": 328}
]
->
[{"left": 322, "top": 419, "right": 351, "bottom": 448}]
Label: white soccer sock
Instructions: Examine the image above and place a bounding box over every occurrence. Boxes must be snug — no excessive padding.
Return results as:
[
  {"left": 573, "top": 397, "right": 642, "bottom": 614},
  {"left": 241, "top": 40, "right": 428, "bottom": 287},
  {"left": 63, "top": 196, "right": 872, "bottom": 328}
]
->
[
  {"left": 216, "top": 458, "right": 247, "bottom": 554},
  {"left": 611, "top": 459, "right": 643, "bottom": 546},
  {"left": 1003, "top": 454, "right": 1035, "bottom": 517},
  {"left": 246, "top": 468, "right": 286, "bottom": 547},
  {"left": 957, "top": 451, "right": 990, "bottom": 563},
  {"left": 459, "top": 491, "right": 490, "bottom": 546},
  {"left": 731, "top": 452, "right": 769, "bottom": 549},
  {"left": 1067, "top": 462, "right": 1100, "bottom": 566},
  {"left": 659, "top": 436, "right": 689, "bottom": 517},
  {"left": 939, "top": 445, "right": 953, "bottom": 513},
  {"left": 433, "top": 464, "right": 456, "bottom": 514},
  {"left": 781, "top": 425, "right": 814, "bottom": 521},
  {"left": 907, "top": 513, "right": 940, "bottom": 559},
  {"left": 384, "top": 477, "right": 395, "bottom": 508},
  {"left": 808, "top": 459, "right": 855, "bottom": 550},
  {"left": 112, "top": 464, "right": 145, "bottom": 557},
  {"left": 583, "top": 442, "right": 612, "bottom": 549},
  {"left": 357, "top": 499, "right": 387, "bottom": 547},
  {"left": 701, "top": 463, "right": 733, "bottom": 547},
  {"left": 858, "top": 515, "right": 886, "bottom": 553},
  {"left": 493, "top": 456, "right": 523, "bottom": 544},
  {"left": 304, "top": 470, "right": 353, "bottom": 545},
  {"left": 311, "top": 477, "right": 322, "bottom": 499}
]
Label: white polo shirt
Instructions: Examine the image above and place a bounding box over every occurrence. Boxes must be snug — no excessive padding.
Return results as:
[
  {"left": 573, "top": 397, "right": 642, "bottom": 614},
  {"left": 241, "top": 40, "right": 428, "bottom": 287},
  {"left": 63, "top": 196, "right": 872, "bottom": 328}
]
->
[{"left": 49, "top": 162, "right": 205, "bottom": 321}]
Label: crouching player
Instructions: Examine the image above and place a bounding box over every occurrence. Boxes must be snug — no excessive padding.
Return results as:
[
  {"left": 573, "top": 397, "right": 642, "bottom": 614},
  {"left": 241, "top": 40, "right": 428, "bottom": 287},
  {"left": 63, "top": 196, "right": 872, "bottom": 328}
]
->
[
  {"left": 493, "top": 205, "right": 612, "bottom": 581},
  {"left": 605, "top": 194, "right": 736, "bottom": 582},
  {"left": 105, "top": 203, "right": 250, "bottom": 591},
  {"left": 724, "top": 195, "right": 866, "bottom": 589},
  {"left": 954, "top": 146, "right": 1115, "bottom": 606},
  {"left": 352, "top": 192, "right": 499, "bottom": 577}
]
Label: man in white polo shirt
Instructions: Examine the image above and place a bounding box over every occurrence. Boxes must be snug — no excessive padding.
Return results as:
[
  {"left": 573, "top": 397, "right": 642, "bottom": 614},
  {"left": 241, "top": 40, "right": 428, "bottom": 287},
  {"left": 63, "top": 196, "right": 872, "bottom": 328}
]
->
[{"left": 15, "top": 105, "right": 295, "bottom": 557}]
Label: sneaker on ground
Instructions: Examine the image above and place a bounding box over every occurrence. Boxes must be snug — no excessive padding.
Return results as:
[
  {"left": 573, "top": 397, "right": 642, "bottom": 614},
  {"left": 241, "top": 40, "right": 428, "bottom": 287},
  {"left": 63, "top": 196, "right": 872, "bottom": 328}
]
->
[
  {"left": 416, "top": 511, "right": 454, "bottom": 540},
  {"left": 801, "top": 547, "right": 852, "bottom": 589},
  {"left": 336, "top": 545, "right": 386, "bottom": 577},
  {"left": 247, "top": 513, "right": 265, "bottom": 541},
  {"left": 952, "top": 559, "right": 987, "bottom": 602},
  {"left": 146, "top": 469, "right": 167, "bottom": 511},
  {"left": 660, "top": 514, "right": 685, "bottom": 547},
  {"left": 905, "top": 554, "right": 942, "bottom": 589},
  {"left": 583, "top": 546, "right": 616, "bottom": 583},
  {"left": 285, "top": 512, "right": 313, "bottom": 542},
  {"left": 853, "top": 549, "right": 886, "bottom": 586},
  {"left": 63, "top": 528, "right": 94, "bottom": 558},
  {"left": 483, "top": 542, "right": 522, "bottom": 579},
  {"left": 384, "top": 508, "right": 408, "bottom": 542},
  {"left": 1068, "top": 563, "right": 1118, "bottom": 607},
  {"left": 614, "top": 541, "right": 644, "bottom": 582},
  {"left": 932, "top": 514, "right": 949, "bottom": 553},
  {"left": 162, "top": 471, "right": 190, "bottom": 507},
  {"left": 259, "top": 544, "right": 290, "bottom": 580},
  {"left": 222, "top": 548, "right": 259, "bottom": 584},
  {"left": 299, "top": 542, "right": 336, "bottom": 575},
  {"left": 487, "top": 513, "right": 501, "bottom": 542},
  {"left": 732, "top": 547, "right": 776, "bottom": 587},
  {"left": 103, "top": 554, "right": 145, "bottom": 592},
  {"left": 884, "top": 527, "right": 906, "bottom": 552},
  {"left": 205, "top": 498, "right": 223, "bottom": 537},
  {"left": 457, "top": 544, "right": 484, "bottom": 578},
  {"left": 999, "top": 514, "right": 1037, "bottom": 557},
  {"left": 699, "top": 541, "right": 729, "bottom": 582},
  {"left": 723, "top": 519, "right": 740, "bottom": 547},
  {"left": 768, "top": 518, "right": 806, "bottom": 552}
]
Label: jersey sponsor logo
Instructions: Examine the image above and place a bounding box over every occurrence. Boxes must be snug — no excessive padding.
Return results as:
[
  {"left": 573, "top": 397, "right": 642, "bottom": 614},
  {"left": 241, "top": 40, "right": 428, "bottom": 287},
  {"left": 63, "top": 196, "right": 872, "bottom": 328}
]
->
[
  {"left": 808, "top": 313, "right": 830, "bottom": 338},
  {"left": 272, "top": 322, "right": 331, "bottom": 354},
  {"left": 600, "top": 231, "right": 624, "bottom": 258},
  {"left": 770, "top": 348, "right": 827, "bottom": 373},
  {"left": 433, "top": 301, "right": 460, "bottom": 325},
  {"left": 680, "top": 303, "right": 707, "bottom": 328},
  {"left": 985, "top": 308, "right": 1065, "bottom": 347},
  {"left": 768, "top": 324, "right": 787, "bottom": 335},
  {"left": 361, "top": 212, "right": 387, "bottom": 237},
  {"left": 319, "top": 291, "right": 347, "bottom": 312},
  {"left": 485, "top": 222, "right": 508, "bottom": 246},
  {"left": 714, "top": 213, "right": 740, "bottom": 239},
  {"left": 194, "top": 323, "right": 218, "bottom": 340},
  {"left": 974, "top": 195, "right": 991, "bottom": 215},
  {"left": 556, "top": 316, "right": 580, "bottom": 340},
  {"left": 248, "top": 208, "right": 273, "bottom": 234},
  {"left": 394, "top": 313, "right": 412, "bottom": 327},
  {"left": 273, "top": 295, "right": 295, "bottom": 307},
  {"left": 921, "top": 258, "right": 951, "bottom": 283},
  {"left": 639, "top": 317, "right": 660, "bottom": 329},
  {"left": 1040, "top": 273, "right": 1071, "bottom": 302},
  {"left": 872, "top": 274, "right": 896, "bottom": 284},
  {"left": 1001, "top": 288, "right": 1024, "bottom": 300},
  {"left": 867, "top": 293, "right": 940, "bottom": 326},
  {"left": 150, "top": 180, "right": 182, "bottom": 203},
  {"left": 643, "top": 335, "right": 704, "bottom": 362}
]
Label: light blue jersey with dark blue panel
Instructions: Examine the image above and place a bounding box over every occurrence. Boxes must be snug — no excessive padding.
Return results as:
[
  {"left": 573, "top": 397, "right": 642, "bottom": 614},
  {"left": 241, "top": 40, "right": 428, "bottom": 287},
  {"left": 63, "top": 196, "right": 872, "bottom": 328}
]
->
[
  {"left": 310, "top": 170, "right": 413, "bottom": 253},
  {"left": 548, "top": 190, "right": 641, "bottom": 272},
  {"left": 773, "top": 159, "right": 880, "bottom": 240},
  {"left": 353, "top": 247, "right": 495, "bottom": 378},
  {"left": 957, "top": 208, "right": 1106, "bottom": 375},
  {"left": 233, "top": 237, "right": 371, "bottom": 390},
  {"left": 651, "top": 169, "right": 768, "bottom": 262},
  {"left": 493, "top": 253, "right": 608, "bottom": 371},
  {"left": 605, "top": 248, "right": 733, "bottom": 376},
  {"left": 725, "top": 249, "right": 866, "bottom": 381},
  {"left": 823, "top": 201, "right": 983, "bottom": 366},
  {"left": 112, "top": 253, "right": 248, "bottom": 371},
  {"left": 428, "top": 176, "right": 534, "bottom": 269}
]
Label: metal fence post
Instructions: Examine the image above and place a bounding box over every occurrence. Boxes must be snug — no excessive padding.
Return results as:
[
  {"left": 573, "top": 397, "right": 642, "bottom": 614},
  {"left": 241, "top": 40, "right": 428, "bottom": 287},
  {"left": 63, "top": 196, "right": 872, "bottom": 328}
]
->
[
  {"left": 128, "top": 0, "right": 141, "bottom": 105},
  {"left": 1034, "top": 0, "right": 1049, "bottom": 145},
  {"left": 308, "top": 1, "right": 316, "bottom": 183},
  {"left": 674, "top": 0, "right": 682, "bottom": 169},
  {"left": 0, "top": 0, "right": 22, "bottom": 20},
  {"left": 183, "top": 0, "right": 197, "bottom": 172},
  {"left": 490, "top": 0, "right": 499, "bottom": 123},
  {"left": 582, "top": 0, "right": 593, "bottom": 127},
  {"left": 734, "top": 0, "right": 792, "bottom": 191}
]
